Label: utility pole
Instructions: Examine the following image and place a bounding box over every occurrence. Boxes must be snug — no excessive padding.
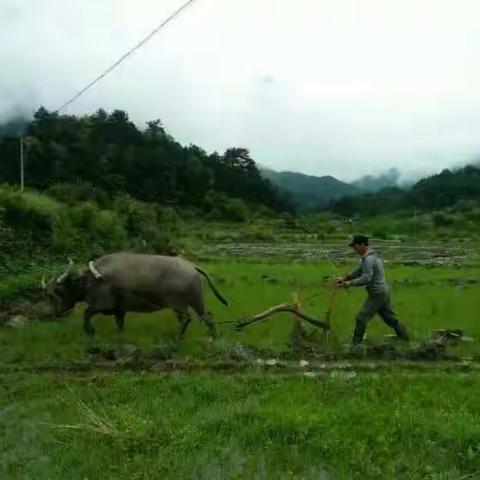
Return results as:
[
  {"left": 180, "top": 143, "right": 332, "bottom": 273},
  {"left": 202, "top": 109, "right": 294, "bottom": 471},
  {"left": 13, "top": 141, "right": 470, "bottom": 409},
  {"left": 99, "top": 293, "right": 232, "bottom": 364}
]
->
[
  {"left": 20, "top": 136, "right": 25, "bottom": 192},
  {"left": 414, "top": 208, "right": 418, "bottom": 237}
]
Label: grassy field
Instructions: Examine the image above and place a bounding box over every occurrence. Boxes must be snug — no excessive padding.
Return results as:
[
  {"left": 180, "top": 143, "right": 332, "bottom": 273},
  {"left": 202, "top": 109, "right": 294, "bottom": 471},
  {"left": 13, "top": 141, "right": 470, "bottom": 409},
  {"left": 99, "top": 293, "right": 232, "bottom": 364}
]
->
[
  {"left": 3, "top": 372, "right": 480, "bottom": 479},
  {"left": 3, "top": 261, "right": 480, "bottom": 362},
  {"left": 2, "top": 260, "right": 480, "bottom": 479}
]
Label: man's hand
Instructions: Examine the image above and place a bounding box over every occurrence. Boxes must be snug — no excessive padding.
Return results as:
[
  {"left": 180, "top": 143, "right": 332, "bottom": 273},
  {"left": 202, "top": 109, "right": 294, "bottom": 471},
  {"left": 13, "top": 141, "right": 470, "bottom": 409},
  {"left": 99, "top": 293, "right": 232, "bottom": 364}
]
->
[{"left": 334, "top": 277, "right": 351, "bottom": 289}]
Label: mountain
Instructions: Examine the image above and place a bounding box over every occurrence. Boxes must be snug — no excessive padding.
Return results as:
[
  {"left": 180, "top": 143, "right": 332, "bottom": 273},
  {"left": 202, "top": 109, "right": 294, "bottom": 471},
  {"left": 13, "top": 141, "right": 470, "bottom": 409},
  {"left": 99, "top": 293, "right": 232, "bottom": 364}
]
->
[
  {"left": 352, "top": 168, "right": 402, "bottom": 192},
  {"left": 331, "top": 164, "right": 480, "bottom": 216},
  {"left": 262, "top": 168, "right": 361, "bottom": 209}
]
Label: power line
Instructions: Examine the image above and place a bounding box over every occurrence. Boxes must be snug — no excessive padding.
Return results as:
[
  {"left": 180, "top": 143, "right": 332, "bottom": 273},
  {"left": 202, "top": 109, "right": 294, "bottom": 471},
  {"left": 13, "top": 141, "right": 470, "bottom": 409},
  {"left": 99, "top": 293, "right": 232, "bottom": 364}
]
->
[{"left": 55, "top": 0, "right": 199, "bottom": 113}]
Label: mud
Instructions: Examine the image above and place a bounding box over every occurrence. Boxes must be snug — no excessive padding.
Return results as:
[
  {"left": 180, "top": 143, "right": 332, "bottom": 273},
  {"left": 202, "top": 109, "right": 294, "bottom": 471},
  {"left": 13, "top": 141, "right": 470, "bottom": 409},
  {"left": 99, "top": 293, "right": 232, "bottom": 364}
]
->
[
  {"left": 5, "top": 357, "right": 480, "bottom": 379},
  {"left": 0, "top": 300, "right": 53, "bottom": 327},
  {"left": 1, "top": 328, "right": 469, "bottom": 378}
]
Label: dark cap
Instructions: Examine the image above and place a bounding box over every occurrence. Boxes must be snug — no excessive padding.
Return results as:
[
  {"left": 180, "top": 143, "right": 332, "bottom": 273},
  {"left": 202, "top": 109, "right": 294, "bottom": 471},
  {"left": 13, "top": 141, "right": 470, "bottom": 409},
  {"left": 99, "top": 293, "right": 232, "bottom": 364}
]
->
[{"left": 349, "top": 234, "right": 369, "bottom": 247}]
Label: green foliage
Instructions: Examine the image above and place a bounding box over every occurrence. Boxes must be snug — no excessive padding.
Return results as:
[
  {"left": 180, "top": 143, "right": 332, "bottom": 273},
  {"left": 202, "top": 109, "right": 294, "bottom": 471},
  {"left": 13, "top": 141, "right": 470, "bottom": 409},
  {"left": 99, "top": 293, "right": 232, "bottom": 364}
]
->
[
  {"left": 0, "top": 108, "right": 292, "bottom": 215},
  {"left": 208, "top": 196, "right": 249, "bottom": 222},
  {"left": 372, "top": 228, "right": 389, "bottom": 240},
  {"left": 0, "top": 186, "right": 180, "bottom": 261},
  {"left": 432, "top": 211, "right": 456, "bottom": 228},
  {"left": 332, "top": 165, "right": 480, "bottom": 218},
  {"left": 412, "top": 166, "right": 480, "bottom": 207},
  {"left": 332, "top": 187, "right": 406, "bottom": 217},
  {"left": 113, "top": 195, "right": 180, "bottom": 252},
  {"left": 0, "top": 187, "right": 61, "bottom": 245},
  {"left": 281, "top": 212, "right": 297, "bottom": 229},
  {"left": 48, "top": 182, "right": 110, "bottom": 208},
  {"left": 220, "top": 198, "right": 249, "bottom": 222}
]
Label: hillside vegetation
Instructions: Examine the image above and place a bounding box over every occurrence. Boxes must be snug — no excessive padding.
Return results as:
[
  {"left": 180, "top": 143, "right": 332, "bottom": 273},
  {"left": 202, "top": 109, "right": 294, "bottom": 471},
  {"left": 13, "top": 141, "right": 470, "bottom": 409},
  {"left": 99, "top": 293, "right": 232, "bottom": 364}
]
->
[
  {"left": 0, "top": 186, "right": 181, "bottom": 262},
  {"left": 332, "top": 165, "right": 480, "bottom": 216},
  {"left": 0, "top": 108, "right": 292, "bottom": 216}
]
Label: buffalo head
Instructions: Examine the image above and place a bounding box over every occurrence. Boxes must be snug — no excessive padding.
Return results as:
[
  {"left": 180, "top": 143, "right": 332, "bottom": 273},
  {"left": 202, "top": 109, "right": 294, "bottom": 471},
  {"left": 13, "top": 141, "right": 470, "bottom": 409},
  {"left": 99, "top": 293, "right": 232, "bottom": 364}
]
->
[{"left": 42, "top": 258, "right": 80, "bottom": 317}]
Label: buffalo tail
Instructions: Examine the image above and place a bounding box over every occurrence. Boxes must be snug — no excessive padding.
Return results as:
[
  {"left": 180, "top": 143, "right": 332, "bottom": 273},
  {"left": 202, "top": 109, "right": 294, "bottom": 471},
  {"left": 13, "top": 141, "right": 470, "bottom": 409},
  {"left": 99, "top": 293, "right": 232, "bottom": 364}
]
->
[{"left": 194, "top": 266, "right": 229, "bottom": 306}]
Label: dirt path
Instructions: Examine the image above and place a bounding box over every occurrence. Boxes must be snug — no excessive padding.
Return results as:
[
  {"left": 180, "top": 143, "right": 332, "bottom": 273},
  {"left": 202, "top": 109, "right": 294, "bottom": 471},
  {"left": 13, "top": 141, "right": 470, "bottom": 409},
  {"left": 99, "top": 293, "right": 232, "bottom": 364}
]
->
[{"left": 3, "top": 357, "right": 480, "bottom": 377}]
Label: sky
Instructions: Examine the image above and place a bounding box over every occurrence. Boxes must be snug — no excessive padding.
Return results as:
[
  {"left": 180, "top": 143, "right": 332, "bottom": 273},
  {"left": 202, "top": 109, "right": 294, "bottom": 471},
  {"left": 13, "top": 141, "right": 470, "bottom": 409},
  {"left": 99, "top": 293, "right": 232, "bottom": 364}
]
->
[{"left": 2, "top": 0, "right": 480, "bottom": 182}]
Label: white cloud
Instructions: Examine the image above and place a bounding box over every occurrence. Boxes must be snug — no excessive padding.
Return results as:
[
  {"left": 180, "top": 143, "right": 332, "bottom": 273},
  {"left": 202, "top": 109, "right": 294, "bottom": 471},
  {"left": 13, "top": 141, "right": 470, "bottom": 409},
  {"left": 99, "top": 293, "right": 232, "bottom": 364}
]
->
[{"left": 1, "top": 0, "right": 480, "bottom": 180}]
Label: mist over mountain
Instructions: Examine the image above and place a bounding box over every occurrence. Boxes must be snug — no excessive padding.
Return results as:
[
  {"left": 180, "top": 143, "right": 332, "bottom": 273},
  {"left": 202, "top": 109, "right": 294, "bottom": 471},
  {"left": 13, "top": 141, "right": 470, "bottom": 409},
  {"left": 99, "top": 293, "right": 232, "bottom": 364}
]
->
[
  {"left": 331, "top": 163, "right": 480, "bottom": 217},
  {"left": 0, "top": 115, "right": 29, "bottom": 138},
  {"left": 352, "top": 168, "right": 405, "bottom": 192},
  {"left": 261, "top": 168, "right": 360, "bottom": 210}
]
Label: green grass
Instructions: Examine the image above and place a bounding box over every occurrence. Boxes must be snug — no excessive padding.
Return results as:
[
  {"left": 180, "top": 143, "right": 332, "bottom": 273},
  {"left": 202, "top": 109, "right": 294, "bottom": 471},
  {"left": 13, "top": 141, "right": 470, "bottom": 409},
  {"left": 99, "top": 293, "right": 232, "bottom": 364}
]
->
[
  {"left": 2, "top": 372, "right": 480, "bottom": 479},
  {"left": 2, "top": 260, "right": 480, "bottom": 479},
  {"left": 2, "top": 261, "right": 480, "bottom": 363}
]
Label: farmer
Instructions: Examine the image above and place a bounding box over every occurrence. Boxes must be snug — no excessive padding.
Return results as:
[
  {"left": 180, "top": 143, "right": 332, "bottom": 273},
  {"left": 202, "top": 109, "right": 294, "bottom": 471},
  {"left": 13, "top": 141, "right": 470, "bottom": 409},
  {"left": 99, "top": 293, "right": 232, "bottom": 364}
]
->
[{"left": 335, "top": 234, "right": 410, "bottom": 347}]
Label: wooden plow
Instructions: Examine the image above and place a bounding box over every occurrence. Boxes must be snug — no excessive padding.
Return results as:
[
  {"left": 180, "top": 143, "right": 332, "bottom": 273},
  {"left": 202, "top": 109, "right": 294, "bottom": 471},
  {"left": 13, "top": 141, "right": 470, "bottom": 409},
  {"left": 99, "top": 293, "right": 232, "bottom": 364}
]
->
[{"left": 235, "top": 282, "right": 337, "bottom": 335}]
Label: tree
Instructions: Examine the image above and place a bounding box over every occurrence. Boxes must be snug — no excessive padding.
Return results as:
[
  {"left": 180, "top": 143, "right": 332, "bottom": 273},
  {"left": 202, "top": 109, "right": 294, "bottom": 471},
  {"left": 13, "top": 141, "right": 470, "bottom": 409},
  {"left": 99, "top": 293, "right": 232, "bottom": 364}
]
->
[{"left": 0, "top": 107, "right": 293, "bottom": 216}]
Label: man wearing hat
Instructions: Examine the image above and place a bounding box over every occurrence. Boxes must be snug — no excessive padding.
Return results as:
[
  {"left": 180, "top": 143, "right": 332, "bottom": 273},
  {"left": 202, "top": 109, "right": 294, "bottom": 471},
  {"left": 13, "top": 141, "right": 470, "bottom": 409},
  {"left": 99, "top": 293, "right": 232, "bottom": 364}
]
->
[{"left": 336, "top": 234, "right": 409, "bottom": 347}]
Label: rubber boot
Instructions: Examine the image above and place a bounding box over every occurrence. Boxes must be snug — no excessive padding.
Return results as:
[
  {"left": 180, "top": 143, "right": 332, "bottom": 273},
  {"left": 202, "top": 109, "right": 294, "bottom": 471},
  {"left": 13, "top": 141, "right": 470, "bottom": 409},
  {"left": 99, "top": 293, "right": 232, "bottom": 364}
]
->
[{"left": 393, "top": 322, "right": 410, "bottom": 342}]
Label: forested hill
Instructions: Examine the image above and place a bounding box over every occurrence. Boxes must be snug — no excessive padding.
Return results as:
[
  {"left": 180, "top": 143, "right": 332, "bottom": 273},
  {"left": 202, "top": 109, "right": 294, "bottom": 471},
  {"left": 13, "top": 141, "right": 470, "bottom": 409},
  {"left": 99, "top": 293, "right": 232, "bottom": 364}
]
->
[
  {"left": 331, "top": 165, "right": 480, "bottom": 216},
  {"left": 261, "top": 168, "right": 360, "bottom": 209},
  {"left": 0, "top": 108, "right": 293, "bottom": 215}
]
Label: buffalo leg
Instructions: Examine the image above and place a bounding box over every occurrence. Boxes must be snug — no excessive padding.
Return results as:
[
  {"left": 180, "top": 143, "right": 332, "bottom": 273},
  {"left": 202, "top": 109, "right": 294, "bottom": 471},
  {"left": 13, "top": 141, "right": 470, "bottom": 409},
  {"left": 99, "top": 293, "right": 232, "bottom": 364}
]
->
[
  {"left": 191, "top": 296, "right": 217, "bottom": 339},
  {"left": 114, "top": 311, "right": 126, "bottom": 345},
  {"left": 115, "top": 311, "right": 125, "bottom": 333},
  {"left": 83, "top": 307, "right": 96, "bottom": 336},
  {"left": 175, "top": 310, "right": 192, "bottom": 338},
  {"left": 201, "top": 311, "right": 217, "bottom": 339}
]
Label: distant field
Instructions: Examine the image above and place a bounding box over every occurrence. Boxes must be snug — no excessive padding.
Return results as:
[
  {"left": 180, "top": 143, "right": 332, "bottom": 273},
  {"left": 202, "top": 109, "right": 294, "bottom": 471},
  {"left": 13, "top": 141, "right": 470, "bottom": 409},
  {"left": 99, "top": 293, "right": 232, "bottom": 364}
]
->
[
  {"left": 201, "top": 239, "right": 476, "bottom": 266},
  {"left": 2, "top": 260, "right": 480, "bottom": 479}
]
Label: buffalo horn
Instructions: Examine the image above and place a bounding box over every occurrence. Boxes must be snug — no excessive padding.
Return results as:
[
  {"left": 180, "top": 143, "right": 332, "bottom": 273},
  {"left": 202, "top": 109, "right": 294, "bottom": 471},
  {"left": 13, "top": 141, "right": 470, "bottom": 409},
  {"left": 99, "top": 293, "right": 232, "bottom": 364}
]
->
[{"left": 56, "top": 257, "right": 75, "bottom": 284}]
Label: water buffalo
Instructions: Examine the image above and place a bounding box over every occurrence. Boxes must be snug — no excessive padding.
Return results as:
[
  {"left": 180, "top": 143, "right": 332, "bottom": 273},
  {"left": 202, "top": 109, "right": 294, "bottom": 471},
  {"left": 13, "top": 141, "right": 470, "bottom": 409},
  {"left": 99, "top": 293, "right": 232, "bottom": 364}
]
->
[{"left": 41, "top": 253, "right": 228, "bottom": 338}]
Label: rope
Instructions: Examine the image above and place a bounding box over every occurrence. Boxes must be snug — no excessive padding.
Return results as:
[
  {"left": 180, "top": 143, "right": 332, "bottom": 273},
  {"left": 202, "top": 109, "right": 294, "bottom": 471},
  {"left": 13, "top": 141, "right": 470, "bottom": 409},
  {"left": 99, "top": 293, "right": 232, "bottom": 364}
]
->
[
  {"left": 216, "top": 320, "right": 239, "bottom": 326},
  {"left": 55, "top": 0, "right": 199, "bottom": 113}
]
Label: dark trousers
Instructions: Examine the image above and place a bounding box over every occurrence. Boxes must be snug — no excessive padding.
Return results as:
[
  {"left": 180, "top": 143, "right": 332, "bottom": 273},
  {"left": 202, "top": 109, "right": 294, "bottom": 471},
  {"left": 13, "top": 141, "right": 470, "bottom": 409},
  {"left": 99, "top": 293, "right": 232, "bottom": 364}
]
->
[{"left": 352, "top": 290, "right": 409, "bottom": 345}]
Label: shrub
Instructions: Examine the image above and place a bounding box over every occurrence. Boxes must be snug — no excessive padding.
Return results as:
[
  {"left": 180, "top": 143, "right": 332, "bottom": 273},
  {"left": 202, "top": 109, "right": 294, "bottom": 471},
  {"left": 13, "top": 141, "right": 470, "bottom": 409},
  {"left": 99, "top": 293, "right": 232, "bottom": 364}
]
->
[
  {"left": 281, "top": 212, "right": 297, "bottom": 229},
  {"left": 48, "top": 182, "right": 110, "bottom": 208},
  {"left": 113, "top": 195, "right": 179, "bottom": 253},
  {"left": 464, "top": 208, "right": 480, "bottom": 223},
  {"left": 0, "top": 189, "right": 49, "bottom": 231},
  {"left": 372, "top": 228, "right": 388, "bottom": 240},
  {"left": 432, "top": 212, "right": 456, "bottom": 228},
  {"left": 254, "top": 205, "right": 275, "bottom": 218},
  {"left": 215, "top": 197, "right": 249, "bottom": 222},
  {"left": 0, "top": 187, "right": 61, "bottom": 245},
  {"left": 400, "top": 216, "right": 433, "bottom": 235},
  {"left": 92, "top": 210, "right": 128, "bottom": 249}
]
